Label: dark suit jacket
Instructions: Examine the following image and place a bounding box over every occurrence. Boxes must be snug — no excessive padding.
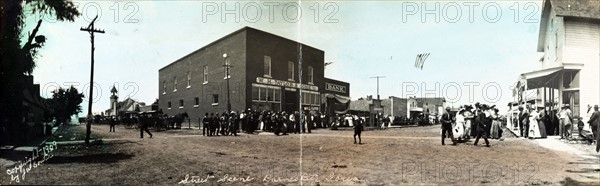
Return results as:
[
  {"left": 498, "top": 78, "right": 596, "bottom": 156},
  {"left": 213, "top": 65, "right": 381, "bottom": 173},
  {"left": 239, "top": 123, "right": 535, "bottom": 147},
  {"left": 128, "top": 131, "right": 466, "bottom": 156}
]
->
[
  {"left": 518, "top": 111, "right": 529, "bottom": 126},
  {"left": 588, "top": 111, "right": 600, "bottom": 128}
]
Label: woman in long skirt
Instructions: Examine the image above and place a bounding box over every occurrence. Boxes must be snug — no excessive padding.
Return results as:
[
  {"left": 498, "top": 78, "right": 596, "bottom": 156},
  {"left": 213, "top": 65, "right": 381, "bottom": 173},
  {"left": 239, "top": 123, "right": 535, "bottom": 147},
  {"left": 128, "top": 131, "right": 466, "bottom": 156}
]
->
[
  {"left": 537, "top": 107, "right": 547, "bottom": 138},
  {"left": 490, "top": 109, "right": 501, "bottom": 139},
  {"left": 528, "top": 108, "right": 542, "bottom": 138}
]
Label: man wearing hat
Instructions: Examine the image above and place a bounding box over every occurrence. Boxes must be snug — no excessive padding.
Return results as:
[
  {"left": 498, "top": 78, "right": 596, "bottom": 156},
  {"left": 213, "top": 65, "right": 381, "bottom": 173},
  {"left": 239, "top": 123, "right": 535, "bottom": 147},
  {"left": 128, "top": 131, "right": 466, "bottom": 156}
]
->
[
  {"left": 474, "top": 104, "right": 490, "bottom": 147},
  {"left": 557, "top": 104, "right": 573, "bottom": 139},
  {"left": 518, "top": 105, "right": 529, "bottom": 138},
  {"left": 587, "top": 105, "right": 600, "bottom": 151},
  {"left": 440, "top": 107, "right": 457, "bottom": 145}
]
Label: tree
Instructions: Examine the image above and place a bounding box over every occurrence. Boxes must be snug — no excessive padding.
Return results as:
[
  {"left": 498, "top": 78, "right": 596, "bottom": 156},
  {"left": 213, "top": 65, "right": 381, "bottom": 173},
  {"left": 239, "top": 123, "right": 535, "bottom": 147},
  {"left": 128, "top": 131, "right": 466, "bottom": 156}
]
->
[
  {"left": 0, "top": 0, "right": 80, "bottom": 145},
  {"left": 47, "top": 86, "right": 84, "bottom": 126}
]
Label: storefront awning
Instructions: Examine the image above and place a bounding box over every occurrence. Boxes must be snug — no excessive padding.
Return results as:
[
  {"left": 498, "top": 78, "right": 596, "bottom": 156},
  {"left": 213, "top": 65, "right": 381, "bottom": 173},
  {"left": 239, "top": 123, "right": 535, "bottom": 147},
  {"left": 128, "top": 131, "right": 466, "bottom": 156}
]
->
[
  {"left": 521, "top": 64, "right": 583, "bottom": 89},
  {"left": 323, "top": 93, "right": 350, "bottom": 104},
  {"left": 521, "top": 66, "right": 563, "bottom": 89}
]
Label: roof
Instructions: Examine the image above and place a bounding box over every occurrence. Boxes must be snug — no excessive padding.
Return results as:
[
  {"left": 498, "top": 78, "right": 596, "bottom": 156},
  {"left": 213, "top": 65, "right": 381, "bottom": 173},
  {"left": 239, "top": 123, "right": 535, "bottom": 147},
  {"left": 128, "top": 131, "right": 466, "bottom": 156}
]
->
[
  {"left": 348, "top": 99, "right": 371, "bottom": 111},
  {"left": 538, "top": 0, "right": 600, "bottom": 51},
  {"left": 159, "top": 26, "right": 324, "bottom": 71},
  {"left": 550, "top": 0, "right": 600, "bottom": 19}
]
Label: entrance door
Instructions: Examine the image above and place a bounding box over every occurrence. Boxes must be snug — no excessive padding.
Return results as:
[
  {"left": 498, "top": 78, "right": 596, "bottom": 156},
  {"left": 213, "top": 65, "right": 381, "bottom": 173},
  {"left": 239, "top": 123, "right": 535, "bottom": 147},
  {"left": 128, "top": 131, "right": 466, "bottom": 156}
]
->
[
  {"left": 284, "top": 89, "right": 298, "bottom": 112},
  {"left": 563, "top": 90, "right": 580, "bottom": 117}
]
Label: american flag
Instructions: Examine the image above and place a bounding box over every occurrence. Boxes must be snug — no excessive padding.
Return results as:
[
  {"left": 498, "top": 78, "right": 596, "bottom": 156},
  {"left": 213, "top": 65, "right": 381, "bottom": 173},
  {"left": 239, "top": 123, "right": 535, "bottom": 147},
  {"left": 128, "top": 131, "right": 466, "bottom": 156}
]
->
[{"left": 414, "top": 53, "right": 430, "bottom": 70}]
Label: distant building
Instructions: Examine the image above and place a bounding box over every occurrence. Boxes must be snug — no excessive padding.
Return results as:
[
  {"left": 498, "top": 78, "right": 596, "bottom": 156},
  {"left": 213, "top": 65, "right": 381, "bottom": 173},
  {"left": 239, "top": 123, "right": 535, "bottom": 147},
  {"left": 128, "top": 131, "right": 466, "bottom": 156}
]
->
[
  {"left": 350, "top": 96, "right": 445, "bottom": 119},
  {"left": 158, "top": 27, "right": 350, "bottom": 124},
  {"left": 517, "top": 0, "right": 599, "bottom": 127}
]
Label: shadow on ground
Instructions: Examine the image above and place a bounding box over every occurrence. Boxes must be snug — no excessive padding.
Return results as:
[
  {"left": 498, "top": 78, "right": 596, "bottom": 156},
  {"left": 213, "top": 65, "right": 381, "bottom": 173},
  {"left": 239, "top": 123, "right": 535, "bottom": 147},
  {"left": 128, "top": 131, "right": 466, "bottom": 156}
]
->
[
  {"left": 560, "top": 177, "right": 600, "bottom": 186},
  {"left": 45, "top": 153, "right": 134, "bottom": 164}
]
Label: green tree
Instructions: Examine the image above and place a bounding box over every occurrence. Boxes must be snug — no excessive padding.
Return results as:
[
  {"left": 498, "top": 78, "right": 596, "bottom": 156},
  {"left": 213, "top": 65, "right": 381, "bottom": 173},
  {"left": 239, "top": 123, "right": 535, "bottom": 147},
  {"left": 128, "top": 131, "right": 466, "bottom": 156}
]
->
[
  {"left": 47, "top": 86, "right": 84, "bottom": 126},
  {"left": 0, "top": 0, "right": 80, "bottom": 145}
]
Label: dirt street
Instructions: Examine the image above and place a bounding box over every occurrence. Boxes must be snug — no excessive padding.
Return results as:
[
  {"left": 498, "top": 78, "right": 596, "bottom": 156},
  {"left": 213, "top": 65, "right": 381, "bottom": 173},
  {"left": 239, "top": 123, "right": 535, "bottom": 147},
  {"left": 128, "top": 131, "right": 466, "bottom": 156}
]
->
[{"left": 1, "top": 124, "right": 599, "bottom": 185}]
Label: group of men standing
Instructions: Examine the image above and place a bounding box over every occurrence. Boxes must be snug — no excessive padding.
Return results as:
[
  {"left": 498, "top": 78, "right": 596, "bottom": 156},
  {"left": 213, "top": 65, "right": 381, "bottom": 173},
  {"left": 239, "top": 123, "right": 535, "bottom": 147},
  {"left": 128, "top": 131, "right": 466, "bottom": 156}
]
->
[
  {"left": 202, "top": 112, "right": 238, "bottom": 136},
  {"left": 201, "top": 109, "right": 326, "bottom": 136}
]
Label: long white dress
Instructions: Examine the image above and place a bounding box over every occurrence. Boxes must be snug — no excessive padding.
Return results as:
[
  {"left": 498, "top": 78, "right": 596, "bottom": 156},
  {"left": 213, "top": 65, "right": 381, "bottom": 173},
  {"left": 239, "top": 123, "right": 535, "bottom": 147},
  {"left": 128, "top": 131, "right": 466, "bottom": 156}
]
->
[
  {"left": 529, "top": 110, "right": 541, "bottom": 138},
  {"left": 453, "top": 113, "right": 465, "bottom": 139}
]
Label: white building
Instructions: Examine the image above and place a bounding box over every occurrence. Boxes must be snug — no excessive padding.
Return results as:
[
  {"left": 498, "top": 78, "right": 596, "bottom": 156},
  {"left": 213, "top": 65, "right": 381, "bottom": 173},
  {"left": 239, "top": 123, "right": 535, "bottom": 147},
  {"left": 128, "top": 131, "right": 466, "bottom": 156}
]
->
[{"left": 518, "top": 0, "right": 599, "bottom": 127}]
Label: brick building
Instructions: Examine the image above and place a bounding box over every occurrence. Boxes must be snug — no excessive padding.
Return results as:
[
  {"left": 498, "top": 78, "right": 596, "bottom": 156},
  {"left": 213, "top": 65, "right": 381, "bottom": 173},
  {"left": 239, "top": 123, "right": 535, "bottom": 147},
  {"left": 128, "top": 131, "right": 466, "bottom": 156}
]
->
[{"left": 158, "top": 27, "right": 350, "bottom": 124}]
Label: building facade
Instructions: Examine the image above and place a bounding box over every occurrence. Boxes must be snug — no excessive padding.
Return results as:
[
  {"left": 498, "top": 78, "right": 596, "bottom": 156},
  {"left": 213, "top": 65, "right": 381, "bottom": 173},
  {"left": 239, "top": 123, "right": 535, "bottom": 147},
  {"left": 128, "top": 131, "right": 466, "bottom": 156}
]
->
[
  {"left": 158, "top": 27, "right": 349, "bottom": 123},
  {"left": 518, "top": 0, "right": 599, "bottom": 127}
]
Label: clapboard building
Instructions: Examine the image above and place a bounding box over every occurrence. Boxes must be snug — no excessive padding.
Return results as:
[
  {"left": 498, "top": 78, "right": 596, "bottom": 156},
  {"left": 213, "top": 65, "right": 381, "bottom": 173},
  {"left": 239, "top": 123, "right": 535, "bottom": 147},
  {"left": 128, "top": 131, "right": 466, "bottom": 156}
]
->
[{"left": 158, "top": 27, "right": 350, "bottom": 123}]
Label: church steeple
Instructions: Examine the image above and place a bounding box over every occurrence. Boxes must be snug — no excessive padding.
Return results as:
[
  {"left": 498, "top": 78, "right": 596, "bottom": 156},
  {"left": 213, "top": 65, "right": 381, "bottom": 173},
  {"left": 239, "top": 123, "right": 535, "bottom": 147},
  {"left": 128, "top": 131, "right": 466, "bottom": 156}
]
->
[{"left": 110, "top": 85, "right": 118, "bottom": 116}]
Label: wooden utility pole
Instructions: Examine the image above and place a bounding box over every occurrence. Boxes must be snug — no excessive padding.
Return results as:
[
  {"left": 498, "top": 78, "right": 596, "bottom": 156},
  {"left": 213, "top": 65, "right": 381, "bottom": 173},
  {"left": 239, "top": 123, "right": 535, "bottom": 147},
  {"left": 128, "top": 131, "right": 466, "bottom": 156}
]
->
[
  {"left": 80, "top": 16, "right": 104, "bottom": 145},
  {"left": 370, "top": 76, "right": 386, "bottom": 100}
]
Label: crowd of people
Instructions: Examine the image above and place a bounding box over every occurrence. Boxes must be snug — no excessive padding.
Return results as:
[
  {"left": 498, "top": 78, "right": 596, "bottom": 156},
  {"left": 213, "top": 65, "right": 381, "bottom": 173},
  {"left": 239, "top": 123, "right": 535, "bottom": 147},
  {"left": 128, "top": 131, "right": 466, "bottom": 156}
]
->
[
  {"left": 511, "top": 103, "right": 600, "bottom": 141},
  {"left": 440, "top": 102, "right": 503, "bottom": 147},
  {"left": 201, "top": 109, "right": 334, "bottom": 137}
]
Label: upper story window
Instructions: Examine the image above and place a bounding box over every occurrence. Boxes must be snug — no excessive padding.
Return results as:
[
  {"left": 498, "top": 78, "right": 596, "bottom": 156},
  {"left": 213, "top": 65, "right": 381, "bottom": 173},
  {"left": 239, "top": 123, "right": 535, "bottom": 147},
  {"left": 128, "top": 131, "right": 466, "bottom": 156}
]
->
[
  {"left": 179, "top": 99, "right": 184, "bottom": 108},
  {"left": 186, "top": 71, "right": 191, "bottom": 88},
  {"left": 173, "top": 77, "right": 177, "bottom": 92},
  {"left": 264, "top": 56, "right": 271, "bottom": 77},
  {"left": 308, "top": 66, "right": 314, "bottom": 84},
  {"left": 203, "top": 65, "right": 208, "bottom": 84},
  {"left": 288, "top": 61, "right": 294, "bottom": 81},
  {"left": 163, "top": 81, "right": 166, "bottom": 94},
  {"left": 223, "top": 58, "right": 230, "bottom": 79}
]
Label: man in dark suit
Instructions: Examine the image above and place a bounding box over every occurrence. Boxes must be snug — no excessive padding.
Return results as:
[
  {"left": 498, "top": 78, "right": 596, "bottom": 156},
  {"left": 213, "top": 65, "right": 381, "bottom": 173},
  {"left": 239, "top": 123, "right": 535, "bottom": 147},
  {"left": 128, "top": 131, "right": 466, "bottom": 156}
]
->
[
  {"left": 474, "top": 105, "right": 490, "bottom": 147},
  {"left": 440, "top": 107, "right": 456, "bottom": 145},
  {"left": 202, "top": 113, "right": 210, "bottom": 136},
  {"left": 587, "top": 105, "right": 600, "bottom": 152},
  {"left": 518, "top": 106, "right": 529, "bottom": 138}
]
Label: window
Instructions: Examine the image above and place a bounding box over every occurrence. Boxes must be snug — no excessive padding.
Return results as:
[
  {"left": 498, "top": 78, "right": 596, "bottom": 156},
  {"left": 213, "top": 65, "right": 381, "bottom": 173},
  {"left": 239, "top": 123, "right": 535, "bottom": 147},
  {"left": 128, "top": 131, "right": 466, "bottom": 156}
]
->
[
  {"left": 168, "top": 101, "right": 172, "bottom": 109},
  {"left": 288, "top": 61, "right": 294, "bottom": 81},
  {"left": 163, "top": 81, "right": 166, "bottom": 94},
  {"left": 252, "top": 84, "right": 281, "bottom": 102},
  {"left": 223, "top": 58, "right": 230, "bottom": 79},
  {"left": 301, "top": 91, "right": 320, "bottom": 105},
  {"left": 264, "top": 56, "right": 271, "bottom": 77},
  {"left": 186, "top": 71, "right": 191, "bottom": 88},
  {"left": 179, "top": 99, "right": 184, "bottom": 108},
  {"left": 212, "top": 94, "right": 219, "bottom": 105},
  {"left": 194, "top": 97, "right": 199, "bottom": 107},
  {"left": 173, "top": 77, "right": 177, "bottom": 92},
  {"left": 308, "top": 66, "right": 314, "bottom": 84},
  {"left": 203, "top": 65, "right": 208, "bottom": 84}
]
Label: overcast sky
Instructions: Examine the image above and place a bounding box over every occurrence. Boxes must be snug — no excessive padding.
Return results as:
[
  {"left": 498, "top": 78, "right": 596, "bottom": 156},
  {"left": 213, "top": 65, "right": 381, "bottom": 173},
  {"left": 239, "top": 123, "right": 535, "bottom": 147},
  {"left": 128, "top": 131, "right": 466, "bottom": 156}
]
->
[{"left": 24, "top": 0, "right": 544, "bottom": 116}]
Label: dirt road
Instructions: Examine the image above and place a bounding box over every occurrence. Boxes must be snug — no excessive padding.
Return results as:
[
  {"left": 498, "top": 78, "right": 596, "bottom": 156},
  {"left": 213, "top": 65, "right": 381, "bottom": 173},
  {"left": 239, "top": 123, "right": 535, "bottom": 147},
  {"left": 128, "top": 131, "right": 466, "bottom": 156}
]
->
[{"left": 1, "top": 124, "right": 599, "bottom": 185}]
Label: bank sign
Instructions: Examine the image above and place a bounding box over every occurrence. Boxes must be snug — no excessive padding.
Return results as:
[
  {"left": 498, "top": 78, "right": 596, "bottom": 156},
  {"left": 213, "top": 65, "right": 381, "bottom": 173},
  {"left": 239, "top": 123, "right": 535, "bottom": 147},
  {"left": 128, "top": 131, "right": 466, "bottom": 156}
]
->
[
  {"left": 325, "top": 83, "right": 346, "bottom": 93},
  {"left": 256, "top": 77, "right": 318, "bottom": 91}
]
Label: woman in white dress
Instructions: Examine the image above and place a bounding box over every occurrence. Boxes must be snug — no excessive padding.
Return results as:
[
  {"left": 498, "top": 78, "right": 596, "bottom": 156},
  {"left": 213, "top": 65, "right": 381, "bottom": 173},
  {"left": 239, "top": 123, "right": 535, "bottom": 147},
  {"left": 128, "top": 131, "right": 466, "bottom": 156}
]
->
[
  {"left": 528, "top": 107, "right": 542, "bottom": 138},
  {"left": 454, "top": 109, "right": 466, "bottom": 140}
]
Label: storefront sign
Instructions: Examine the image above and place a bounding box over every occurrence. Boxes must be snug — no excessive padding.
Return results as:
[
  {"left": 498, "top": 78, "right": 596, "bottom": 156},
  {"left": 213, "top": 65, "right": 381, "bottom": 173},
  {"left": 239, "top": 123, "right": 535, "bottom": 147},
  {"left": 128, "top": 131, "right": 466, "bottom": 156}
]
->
[
  {"left": 256, "top": 77, "right": 318, "bottom": 91},
  {"left": 303, "top": 106, "right": 320, "bottom": 111},
  {"left": 325, "top": 83, "right": 347, "bottom": 93}
]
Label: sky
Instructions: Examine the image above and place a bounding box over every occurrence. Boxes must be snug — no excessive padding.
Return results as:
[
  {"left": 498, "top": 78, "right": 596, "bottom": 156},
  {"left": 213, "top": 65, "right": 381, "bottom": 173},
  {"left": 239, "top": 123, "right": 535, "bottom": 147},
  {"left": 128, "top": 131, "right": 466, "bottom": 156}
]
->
[{"left": 23, "top": 0, "right": 545, "bottom": 116}]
